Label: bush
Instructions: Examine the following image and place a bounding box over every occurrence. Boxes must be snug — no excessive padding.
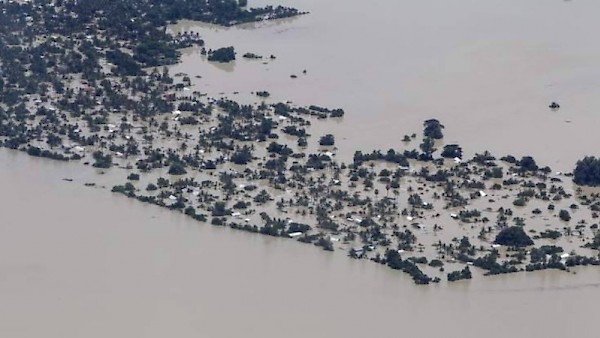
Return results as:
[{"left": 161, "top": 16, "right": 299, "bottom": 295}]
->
[
  {"left": 184, "top": 206, "right": 196, "bottom": 216},
  {"left": 168, "top": 162, "right": 187, "bottom": 175},
  {"left": 513, "top": 197, "right": 527, "bottom": 207},
  {"left": 127, "top": 173, "right": 140, "bottom": 180},
  {"left": 211, "top": 217, "right": 225, "bottom": 226},
  {"left": 157, "top": 177, "right": 170, "bottom": 188},
  {"left": 584, "top": 233, "right": 600, "bottom": 250},
  {"left": 111, "top": 183, "right": 135, "bottom": 195},
  {"left": 428, "top": 259, "right": 444, "bottom": 267},
  {"left": 447, "top": 266, "right": 472, "bottom": 282},
  {"left": 559, "top": 209, "right": 571, "bottom": 222},
  {"left": 233, "top": 201, "right": 249, "bottom": 209}
]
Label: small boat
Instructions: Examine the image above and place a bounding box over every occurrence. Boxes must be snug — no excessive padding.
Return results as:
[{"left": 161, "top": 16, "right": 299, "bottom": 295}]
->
[{"left": 549, "top": 102, "right": 560, "bottom": 110}]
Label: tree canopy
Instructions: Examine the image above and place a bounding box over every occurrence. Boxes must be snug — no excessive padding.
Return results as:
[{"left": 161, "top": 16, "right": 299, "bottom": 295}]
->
[
  {"left": 208, "top": 46, "right": 236, "bottom": 63},
  {"left": 494, "top": 226, "right": 533, "bottom": 247},
  {"left": 423, "top": 119, "right": 444, "bottom": 139},
  {"left": 574, "top": 156, "right": 600, "bottom": 186}
]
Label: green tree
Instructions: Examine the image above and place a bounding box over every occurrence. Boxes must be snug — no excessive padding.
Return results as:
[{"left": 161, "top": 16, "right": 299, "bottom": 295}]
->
[
  {"left": 559, "top": 209, "right": 571, "bottom": 222},
  {"left": 441, "top": 144, "right": 462, "bottom": 158},
  {"left": 423, "top": 119, "right": 444, "bottom": 139},
  {"left": 574, "top": 156, "right": 600, "bottom": 186},
  {"left": 494, "top": 226, "right": 533, "bottom": 247},
  {"left": 319, "top": 134, "right": 335, "bottom": 146},
  {"left": 208, "top": 47, "right": 236, "bottom": 62},
  {"left": 519, "top": 156, "right": 538, "bottom": 172},
  {"left": 168, "top": 162, "right": 187, "bottom": 175},
  {"left": 420, "top": 137, "right": 436, "bottom": 155},
  {"left": 212, "top": 201, "right": 228, "bottom": 216},
  {"left": 92, "top": 151, "right": 112, "bottom": 168}
]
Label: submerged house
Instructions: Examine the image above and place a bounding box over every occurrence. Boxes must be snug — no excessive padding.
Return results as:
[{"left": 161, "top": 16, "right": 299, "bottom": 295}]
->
[{"left": 350, "top": 247, "right": 364, "bottom": 257}]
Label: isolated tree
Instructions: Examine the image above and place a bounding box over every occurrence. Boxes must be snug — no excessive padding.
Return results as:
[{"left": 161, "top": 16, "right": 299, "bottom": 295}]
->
[
  {"left": 494, "top": 226, "right": 533, "bottom": 247},
  {"left": 423, "top": 119, "right": 444, "bottom": 139}
]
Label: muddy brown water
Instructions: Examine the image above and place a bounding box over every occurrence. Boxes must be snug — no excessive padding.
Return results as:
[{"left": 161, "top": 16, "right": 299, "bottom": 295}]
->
[
  {"left": 0, "top": 150, "right": 599, "bottom": 338},
  {"left": 169, "top": 0, "right": 600, "bottom": 172},
  {"left": 3, "top": 0, "right": 600, "bottom": 336}
]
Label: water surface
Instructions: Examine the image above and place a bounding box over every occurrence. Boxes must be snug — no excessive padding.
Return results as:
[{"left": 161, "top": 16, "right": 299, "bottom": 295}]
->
[
  {"left": 3, "top": 1, "right": 600, "bottom": 336},
  {"left": 0, "top": 149, "right": 599, "bottom": 337},
  {"left": 170, "top": 0, "right": 600, "bottom": 171}
]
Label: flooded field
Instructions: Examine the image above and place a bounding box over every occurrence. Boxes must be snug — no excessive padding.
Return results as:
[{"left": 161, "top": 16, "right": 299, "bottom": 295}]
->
[
  {"left": 3, "top": 0, "right": 600, "bottom": 337},
  {"left": 169, "top": 0, "right": 600, "bottom": 171},
  {"left": 1, "top": 150, "right": 599, "bottom": 338}
]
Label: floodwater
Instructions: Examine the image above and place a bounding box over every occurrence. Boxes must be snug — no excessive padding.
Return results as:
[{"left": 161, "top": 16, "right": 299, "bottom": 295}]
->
[
  {"left": 1, "top": 151, "right": 599, "bottom": 338},
  {"left": 170, "top": 0, "right": 600, "bottom": 171},
  {"left": 3, "top": 1, "right": 600, "bottom": 337}
]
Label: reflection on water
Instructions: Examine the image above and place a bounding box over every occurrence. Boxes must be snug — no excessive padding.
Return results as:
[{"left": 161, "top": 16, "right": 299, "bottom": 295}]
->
[{"left": 209, "top": 60, "right": 236, "bottom": 72}]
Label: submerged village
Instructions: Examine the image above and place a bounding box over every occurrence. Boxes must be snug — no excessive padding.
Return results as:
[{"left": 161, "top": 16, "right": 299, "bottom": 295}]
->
[{"left": 1, "top": 0, "right": 600, "bottom": 285}]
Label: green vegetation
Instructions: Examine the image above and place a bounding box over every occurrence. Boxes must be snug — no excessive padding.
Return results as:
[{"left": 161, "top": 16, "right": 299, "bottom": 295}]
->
[
  {"left": 1, "top": 0, "right": 599, "bottom": 286},
  {"left": 447, "top": 266, "right": 472, "bottom": 282},
  {"left": 111, "top": 182, "right": 136, "bottom": 196},
  {"left": 559, "top": 209, "right": 571, "bottom": 222},
  {"left": 385, "top": 250, "right": 435, "bottom": 285},
  {"left": 208, "top": 47, "right": 236, "bottom": 63},
  {"left": 423, "top": 119, "right": 444, "bottom": 139},
  {"left": 319, "top": 134, "right": 335, "bottom": 146},
  {"left": 519, "top": 156, "right": 539, "bottom": 172},
  {"left": 92, "top": 151, "right": 112, "bottom": 168},
  {"left": 127, "top": 173, "right": 140, "bottom": 181},
  {"left": 584, "top": 232, "right": 600, "bottom": 250},
  {"left": 168, "top": 162, "right": 187, "bottom": 175},
  {"left": 539, "top": 229, "right": 562, "bottom": 240},
  {"left": 441, "top": 144, "right": 462, "bottom": 159},
  {"left": 243, "top": 52, "right": 263, "bottom": 59},
  {"left": 574, "top": 156, "right": 600, "bottom": 186},
  {"left": 212, "top": 202, "right": 228, "bottom": 217},
  {"left": 494, "top": 226, "right": 533, "bottom": 247}
]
